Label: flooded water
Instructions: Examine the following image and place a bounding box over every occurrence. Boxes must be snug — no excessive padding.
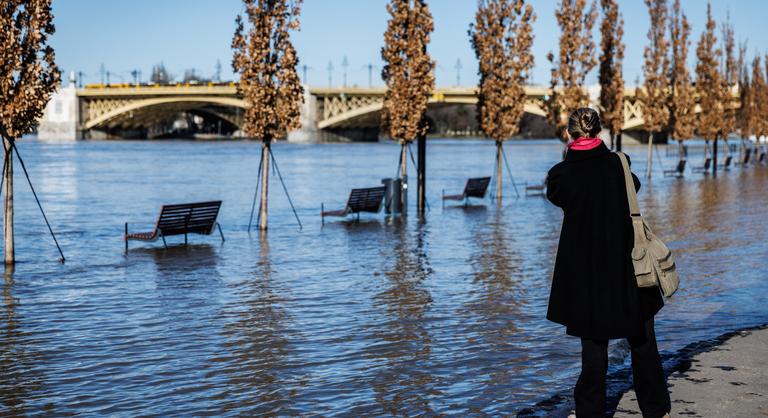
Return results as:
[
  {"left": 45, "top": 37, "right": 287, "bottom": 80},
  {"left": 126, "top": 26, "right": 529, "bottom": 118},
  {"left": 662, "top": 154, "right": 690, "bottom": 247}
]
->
[{"left": 1, "top": 138, "right": 766, "bottom": 416}]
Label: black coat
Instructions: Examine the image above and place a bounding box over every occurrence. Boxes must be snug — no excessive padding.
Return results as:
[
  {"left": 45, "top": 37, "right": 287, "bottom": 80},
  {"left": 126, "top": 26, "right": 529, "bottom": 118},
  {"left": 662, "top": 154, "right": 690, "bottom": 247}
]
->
[{"left": 545, "top": 143, "right": 662, "bottom": 340}]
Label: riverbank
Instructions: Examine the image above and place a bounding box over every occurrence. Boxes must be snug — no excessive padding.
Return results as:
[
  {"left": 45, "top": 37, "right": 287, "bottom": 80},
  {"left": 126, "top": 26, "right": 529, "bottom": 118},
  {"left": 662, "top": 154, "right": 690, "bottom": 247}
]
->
[
  {"left": 614, "top": 325, "right": 768, "bottom": 417},
  {"left": 516, "top": 324, "right": 768, "bottom": 417}
]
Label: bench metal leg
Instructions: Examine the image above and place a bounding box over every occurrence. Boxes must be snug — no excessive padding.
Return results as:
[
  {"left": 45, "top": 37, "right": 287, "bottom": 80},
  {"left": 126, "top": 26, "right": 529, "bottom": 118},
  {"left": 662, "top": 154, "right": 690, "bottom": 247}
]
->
[
  {"left": 124, "top": 222, "right": 128, "bottom": 253},
  {"left": 184, "top": 233, "right": 188, "bottom": 246},
  {"left": 321, "top": 203, "right": 324, "bottom": 226},
  {"left": 160, "top": 232, "right": 167, "bottom": 249},
  {"left": 216, "top": 222, "right": 225, "bottom": 242}
]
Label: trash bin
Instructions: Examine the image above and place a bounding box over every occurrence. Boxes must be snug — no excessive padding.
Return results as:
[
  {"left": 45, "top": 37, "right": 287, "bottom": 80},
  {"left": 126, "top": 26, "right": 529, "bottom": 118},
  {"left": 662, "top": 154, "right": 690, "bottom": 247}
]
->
[{"left": 381, "top": 178, "right": 402, "bottom": 214}]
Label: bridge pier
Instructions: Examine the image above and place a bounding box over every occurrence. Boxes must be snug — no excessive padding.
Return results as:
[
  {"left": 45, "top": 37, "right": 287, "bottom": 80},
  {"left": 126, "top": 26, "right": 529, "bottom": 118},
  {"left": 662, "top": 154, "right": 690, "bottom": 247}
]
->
[
  {"left": 38, "top": 74, "right": 80, "bottom": 140},
  {"left": 288, "top": 87, "right": 380, "bottom": 142},
  {"left": 287, "top": 87, "right": 319, "bottom": 142}
]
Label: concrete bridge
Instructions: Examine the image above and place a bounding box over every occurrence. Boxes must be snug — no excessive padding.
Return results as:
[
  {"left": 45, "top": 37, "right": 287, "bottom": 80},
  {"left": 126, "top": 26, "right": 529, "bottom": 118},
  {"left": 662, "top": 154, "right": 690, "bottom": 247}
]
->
[{"left": 37, "top": 79, "right": 722, "bottom": 141}]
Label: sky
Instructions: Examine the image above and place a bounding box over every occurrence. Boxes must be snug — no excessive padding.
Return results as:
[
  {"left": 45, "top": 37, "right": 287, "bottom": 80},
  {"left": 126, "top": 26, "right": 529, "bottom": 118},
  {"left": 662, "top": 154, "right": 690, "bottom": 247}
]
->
[{"left": 50, "top": 0, "right": 767, "bottom": 88}]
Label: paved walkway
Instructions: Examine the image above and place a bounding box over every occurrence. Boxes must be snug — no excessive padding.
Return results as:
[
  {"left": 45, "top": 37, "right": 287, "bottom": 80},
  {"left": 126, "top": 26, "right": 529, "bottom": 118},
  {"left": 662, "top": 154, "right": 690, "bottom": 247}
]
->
[{"left": 614, "top": 328, "right": 768, "bottom": 417}]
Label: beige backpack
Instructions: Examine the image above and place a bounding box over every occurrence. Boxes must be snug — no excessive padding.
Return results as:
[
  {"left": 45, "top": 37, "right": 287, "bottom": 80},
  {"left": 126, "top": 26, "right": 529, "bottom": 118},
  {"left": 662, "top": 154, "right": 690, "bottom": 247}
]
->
[{"left": 616, "top": 152, "right": 679, "bottom": 297}]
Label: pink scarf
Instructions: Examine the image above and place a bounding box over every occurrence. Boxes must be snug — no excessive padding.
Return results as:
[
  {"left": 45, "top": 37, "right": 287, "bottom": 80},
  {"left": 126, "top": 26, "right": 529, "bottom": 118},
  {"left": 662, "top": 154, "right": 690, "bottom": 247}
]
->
[{"left": 568, "top": 137, "right": 603, "bottom": 151}]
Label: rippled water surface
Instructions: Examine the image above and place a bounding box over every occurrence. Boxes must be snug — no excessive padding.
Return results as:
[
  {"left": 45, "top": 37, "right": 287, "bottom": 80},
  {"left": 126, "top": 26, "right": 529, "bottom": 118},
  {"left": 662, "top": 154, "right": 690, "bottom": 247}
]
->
[{"left": 1, "top": 138, "right": 766, "bottom": 416}]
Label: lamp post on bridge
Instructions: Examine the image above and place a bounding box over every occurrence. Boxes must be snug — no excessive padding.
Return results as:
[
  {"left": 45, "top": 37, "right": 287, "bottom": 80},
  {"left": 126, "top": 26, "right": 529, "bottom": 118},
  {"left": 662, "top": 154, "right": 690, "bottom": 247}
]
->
[
  {"left": 362, "top": 63, "right": 378, "bottom": 88},
  {"left": 454, "top": 58, "right": 462, "bottom": 86},
  {"left": 300, "top": 64, "right": 313, "bottom": 85},
  {"left": 341, "top": 56, "right": 349, "bottom": 88},
  {"left": 130, "top": 69, "right": 142, "bottom": 86}
]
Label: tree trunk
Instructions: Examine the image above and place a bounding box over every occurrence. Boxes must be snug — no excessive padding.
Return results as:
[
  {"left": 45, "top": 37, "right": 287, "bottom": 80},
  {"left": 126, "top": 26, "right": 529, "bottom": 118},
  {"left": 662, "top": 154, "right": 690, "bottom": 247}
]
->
[
  {"left": 417, "top": 133, "right": 426, "bottom": 216},
  {"left": 3, "top": 137, "right": 13, "bottom": 266},
  {"left": 645, "top": 131, "right": 654, "bottom": 179},
  {"left": 712, "top": 134, "right": 718, "bottom": 178},
  {"left": 400, "top": 142, "right": 407, "bottom": 215},
  {"left": 495, "top": 141, "right": 503, "bottom": 203},
  {"left": 258, "top": 140, "right": 270, "bottom": 231},
  {"left": 678, "top": 140, "right": 684, "bottom": 162}
]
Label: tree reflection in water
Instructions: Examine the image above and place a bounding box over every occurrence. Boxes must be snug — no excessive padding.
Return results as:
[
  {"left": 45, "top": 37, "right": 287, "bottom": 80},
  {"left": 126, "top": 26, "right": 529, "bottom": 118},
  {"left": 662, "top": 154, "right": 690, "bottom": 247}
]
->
[
  {"left": 216, "top": 233, "right": 297, "bottom": 416},
  {"left": 0, "top": 268, "right": 44, "bottom": 416},
  {"left": 367, "top": 219, "right": 437, "bottom": 416},
  {"left": 462, "top": 207, "right": 528, "bottom": 411}
]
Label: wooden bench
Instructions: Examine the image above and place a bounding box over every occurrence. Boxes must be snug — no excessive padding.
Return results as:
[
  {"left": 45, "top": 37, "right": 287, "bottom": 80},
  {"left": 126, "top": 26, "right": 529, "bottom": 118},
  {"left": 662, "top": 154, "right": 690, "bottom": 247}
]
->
[
  {"left": 125, "top": 200, "right": 224, "bottom": 251},
  {"left": 442, "top": 177, "right": 491, "bottom": 206},
  {"left": 525, "top": 182, "right": 546, "bottom": 196},
  {"left": 718, "top": 155, "right": 733, "bottom": 170},
  {"left": 692, "top": 158, "right": 712, "bottom": 173},
  {"left": 738, "top": 148, "right": 752, "bottom": 165},
  {"left": 664, "top": 159, "right": 687, "bottom": 177},
  {"left": 321, "top": 186, "right": 386, "bottom": 223}
]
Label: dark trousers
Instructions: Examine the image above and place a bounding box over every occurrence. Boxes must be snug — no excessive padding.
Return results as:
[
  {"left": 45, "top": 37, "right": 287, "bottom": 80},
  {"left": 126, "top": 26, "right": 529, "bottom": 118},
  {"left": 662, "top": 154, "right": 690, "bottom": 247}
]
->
[{"left": 575, "top": 318, "right": 670, "bottom": 418}]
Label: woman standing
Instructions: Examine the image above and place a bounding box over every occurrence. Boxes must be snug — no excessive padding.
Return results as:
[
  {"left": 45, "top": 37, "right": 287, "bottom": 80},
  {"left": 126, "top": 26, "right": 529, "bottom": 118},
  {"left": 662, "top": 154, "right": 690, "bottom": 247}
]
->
[{"left": 546, "top": 108, "right": 670, "bottom": 418}]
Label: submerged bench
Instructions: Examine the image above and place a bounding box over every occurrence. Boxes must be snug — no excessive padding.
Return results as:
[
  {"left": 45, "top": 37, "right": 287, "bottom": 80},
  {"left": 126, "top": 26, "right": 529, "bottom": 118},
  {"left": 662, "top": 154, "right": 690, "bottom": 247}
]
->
[
  {"left": 321, "top": 186, "right": 386, "bottom": 223},
  {"left": 525, "top": 182, "right": 546, "bottom": 196},
  {"left": 442, "top": 177, "right": 491, "bottom": 206},
  {"left": 125, "top": 200, "right": 224, "bottom": 251},
  {"left": 692, "top": 158, "right": 712, "bottom": 173},
  {"left": 718, "top": 155, "right": 733, "bottom": 170},
  {"left": 739, "top": 148, "right": 752, "bottom": 165},
  {"left": 664, "top": 159, "right": 687, "bottom": 177}
]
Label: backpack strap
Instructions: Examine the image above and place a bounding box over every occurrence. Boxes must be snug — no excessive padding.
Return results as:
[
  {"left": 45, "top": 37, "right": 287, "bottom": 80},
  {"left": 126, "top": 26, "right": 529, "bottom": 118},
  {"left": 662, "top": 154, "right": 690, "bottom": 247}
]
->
[{"left": 615, "top": 152, "right": 641, "bottom": 217}]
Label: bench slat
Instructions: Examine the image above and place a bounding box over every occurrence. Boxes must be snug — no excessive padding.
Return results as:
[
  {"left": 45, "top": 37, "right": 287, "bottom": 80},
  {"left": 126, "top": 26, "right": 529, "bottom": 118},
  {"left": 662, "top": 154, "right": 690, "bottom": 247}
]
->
[
  {"left": 463, "top": 177, "right": 491, "bottom": 198},
  {"left": 347, "top": 187, "right": 385, "bottom": 213},
  {"left": 155, "top": 200, "right": 221, "bottom": 237}
]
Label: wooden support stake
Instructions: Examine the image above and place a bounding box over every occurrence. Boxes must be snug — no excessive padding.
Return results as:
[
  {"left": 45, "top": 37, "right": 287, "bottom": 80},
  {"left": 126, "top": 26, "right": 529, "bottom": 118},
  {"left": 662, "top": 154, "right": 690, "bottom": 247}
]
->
[
  {"left": 259, "top": 140, "right": 270, "bottom": 231},
  {"left": 712, "top": 134, "right": 718, "bottom": 178},
  {"left": 646, "top": 132, "right": 654, "bottom": 179},
  {"left": 3, "top": 137, "right": 13, "bottom": 266}
]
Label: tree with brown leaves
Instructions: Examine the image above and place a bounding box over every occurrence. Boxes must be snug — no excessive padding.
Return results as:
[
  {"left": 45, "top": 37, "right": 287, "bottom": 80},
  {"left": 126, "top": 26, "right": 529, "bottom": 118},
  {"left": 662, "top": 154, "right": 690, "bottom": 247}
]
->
[
  {"left": 233, "top": 0, "right": 304, "bottom": 230},
  {"left": 470, "top": 0, "right": 535, "bottom": 201},
  {"left": 545, "top": 0, "right": 598, "bottom": 139},
  {"left": 738, "top": 54, "right": 753, "bottom": 160},
  {"left": 754, "top": 56, "right": 768, "bottom": 154},
  {"left": 667, "top": 0, "right": 695, "bottom": 162},
  {"left": 637, "top": 0, "right": 669, "bottom": 179},
  {"left": 598, "top": 0, "right": 624, "bottom": 150},
  {"left": 694, "top": 2, "right": 724, "bottom": 175},
  {"left": 381, "top": 0, "right": 435, "bottom": 212},
  {"left": 761, "top": 56, "right": 768, "bottom": 156},
  {"left": 0, "top": 0, "right": 61, "bottom": 265},
  {"left": 719, "top": 13, "right": 737, "bottom": 162}
]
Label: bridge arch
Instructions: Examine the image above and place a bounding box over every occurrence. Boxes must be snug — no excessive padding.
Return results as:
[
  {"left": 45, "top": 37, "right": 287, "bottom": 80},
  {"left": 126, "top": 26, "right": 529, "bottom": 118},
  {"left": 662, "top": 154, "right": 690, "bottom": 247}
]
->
[
  {"left": 317, "top": 97, "right": 547, "bottom": 130},
  {"left": 83, "top": 96, "right": 246, "bottom": 130}
]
